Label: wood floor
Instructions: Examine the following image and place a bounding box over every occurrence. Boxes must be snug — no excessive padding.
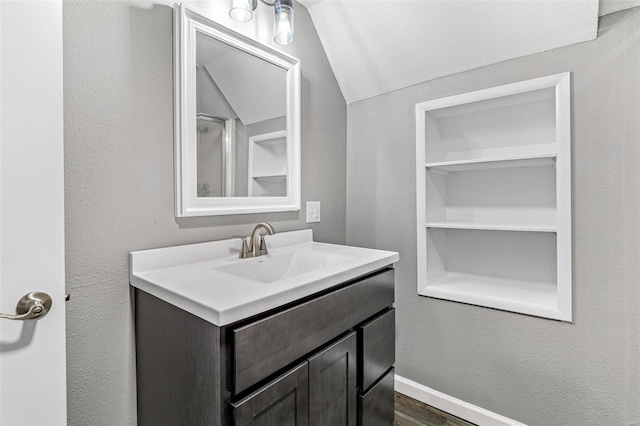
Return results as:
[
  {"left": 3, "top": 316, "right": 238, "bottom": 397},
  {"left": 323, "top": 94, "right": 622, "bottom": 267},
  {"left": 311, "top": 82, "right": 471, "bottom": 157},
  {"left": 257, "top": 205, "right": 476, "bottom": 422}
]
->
[{"left": 394, "top": 392, "right": 476, "bottom": 426}]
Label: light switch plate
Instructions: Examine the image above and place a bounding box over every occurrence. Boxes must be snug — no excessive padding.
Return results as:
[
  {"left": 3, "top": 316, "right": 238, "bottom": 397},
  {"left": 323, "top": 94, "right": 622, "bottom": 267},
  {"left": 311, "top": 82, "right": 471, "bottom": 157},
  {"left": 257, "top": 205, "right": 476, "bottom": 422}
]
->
[{"left": 306, "top": 201, "right": 321, "bottom": 223}]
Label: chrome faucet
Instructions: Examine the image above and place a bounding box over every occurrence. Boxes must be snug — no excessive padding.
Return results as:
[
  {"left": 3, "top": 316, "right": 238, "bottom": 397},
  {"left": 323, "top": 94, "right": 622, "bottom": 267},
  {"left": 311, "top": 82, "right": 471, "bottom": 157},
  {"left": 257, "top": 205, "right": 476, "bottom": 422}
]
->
[{"left": 235, "top": 223, "right": 276, "bottom": 258}]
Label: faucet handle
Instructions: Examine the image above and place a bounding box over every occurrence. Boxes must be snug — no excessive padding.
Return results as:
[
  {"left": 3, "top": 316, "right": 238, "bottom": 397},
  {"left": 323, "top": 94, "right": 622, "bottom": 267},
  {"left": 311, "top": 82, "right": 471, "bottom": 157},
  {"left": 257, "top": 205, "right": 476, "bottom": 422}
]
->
[
  {"left": 258, "top": 235, "right": 269, "bottom": 256},
  {"left": 231, "top": 236, "right": 252, "bottom": 259}
]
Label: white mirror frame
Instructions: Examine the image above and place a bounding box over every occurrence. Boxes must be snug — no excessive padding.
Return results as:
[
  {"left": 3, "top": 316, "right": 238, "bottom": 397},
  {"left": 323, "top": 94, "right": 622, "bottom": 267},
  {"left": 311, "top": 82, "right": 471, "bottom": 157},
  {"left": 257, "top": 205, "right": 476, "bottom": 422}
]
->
[{"left": 174, "top": 4, "right": 301, "bottom": 217}]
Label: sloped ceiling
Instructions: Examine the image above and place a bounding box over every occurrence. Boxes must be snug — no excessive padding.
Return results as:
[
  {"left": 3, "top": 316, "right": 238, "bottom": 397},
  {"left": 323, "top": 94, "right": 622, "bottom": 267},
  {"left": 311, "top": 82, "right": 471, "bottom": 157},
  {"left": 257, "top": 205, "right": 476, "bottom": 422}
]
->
[
  {"left": 599, "top": 0, "right": 640, "bottom": 15},
  {"left": 196, "top": 30, "right": 286, "bottom": 125},
  {"left": 299, "top": 0, "right": 601, "bottom": 103}
]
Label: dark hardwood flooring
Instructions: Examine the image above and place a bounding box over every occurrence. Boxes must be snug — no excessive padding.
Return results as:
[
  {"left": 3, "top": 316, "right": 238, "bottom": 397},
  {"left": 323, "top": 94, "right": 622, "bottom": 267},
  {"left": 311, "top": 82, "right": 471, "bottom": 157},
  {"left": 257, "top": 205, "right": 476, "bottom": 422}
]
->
[{"left": 394, "top": 392, "right": 476, "bottom": 426}]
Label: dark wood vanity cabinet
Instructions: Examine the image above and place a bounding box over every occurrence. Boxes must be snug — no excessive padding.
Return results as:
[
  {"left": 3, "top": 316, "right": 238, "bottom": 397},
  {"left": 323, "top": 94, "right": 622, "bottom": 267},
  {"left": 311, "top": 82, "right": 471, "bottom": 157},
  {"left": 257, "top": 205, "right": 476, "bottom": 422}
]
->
[{"left": 135, "top": 267, "right": 395, "bottom": 426}]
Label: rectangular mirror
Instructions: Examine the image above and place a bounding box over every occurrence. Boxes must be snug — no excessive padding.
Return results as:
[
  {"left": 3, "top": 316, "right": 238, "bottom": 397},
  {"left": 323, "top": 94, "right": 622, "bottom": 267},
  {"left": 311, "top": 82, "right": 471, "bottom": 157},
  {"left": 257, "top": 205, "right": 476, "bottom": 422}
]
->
[{"left": 174, "top": 4, "right": 301, "bottom": 216}]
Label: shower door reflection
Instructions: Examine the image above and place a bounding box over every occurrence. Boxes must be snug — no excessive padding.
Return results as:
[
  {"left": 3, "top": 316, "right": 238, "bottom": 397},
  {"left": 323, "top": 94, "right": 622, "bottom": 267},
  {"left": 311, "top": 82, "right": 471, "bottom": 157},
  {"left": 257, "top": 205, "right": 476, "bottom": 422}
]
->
[{"left": 197, "top": 115, "right": 234, "bottom": 197}]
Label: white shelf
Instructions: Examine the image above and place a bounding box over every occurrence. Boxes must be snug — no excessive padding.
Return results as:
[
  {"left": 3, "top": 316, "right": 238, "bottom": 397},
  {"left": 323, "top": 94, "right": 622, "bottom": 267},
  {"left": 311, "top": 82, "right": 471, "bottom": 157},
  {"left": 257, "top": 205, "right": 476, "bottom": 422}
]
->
[
  {"left": 425, "top": 153, "right": 556, "bottom": 172},
  {"left": 425, "top": 87, "right": 555, "bottom": 119},
  {"left": 415, "top": 73, "right": 572, "bottom": 322},
  {"left": 426, "top": 222, "right": 556, "bottom": 233},
  {"left": 252, "top": 174, "right": 287, "bottom": 180},
  {"left": 419, "top": 272, "right": 564, "bottom": 320},
  {"left": 254, "top": 138, "right": 286, "bottom": 146}
]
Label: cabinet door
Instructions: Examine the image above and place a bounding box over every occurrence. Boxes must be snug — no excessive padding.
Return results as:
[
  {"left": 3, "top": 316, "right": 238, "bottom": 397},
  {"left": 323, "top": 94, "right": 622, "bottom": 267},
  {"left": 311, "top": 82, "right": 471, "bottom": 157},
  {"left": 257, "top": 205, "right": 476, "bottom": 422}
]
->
[
  {"left": 234, "top": 362, "right": 309, "bottom": 426},
  {"left": 309, "top": 332, "right": 358, "bottom": 426}
]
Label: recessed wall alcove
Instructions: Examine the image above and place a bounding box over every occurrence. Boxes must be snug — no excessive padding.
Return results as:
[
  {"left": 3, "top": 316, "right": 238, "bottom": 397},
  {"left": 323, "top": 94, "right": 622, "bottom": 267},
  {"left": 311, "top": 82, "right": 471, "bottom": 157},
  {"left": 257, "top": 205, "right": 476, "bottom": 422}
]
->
[{"left": 415, "top": 73, "right": 572, "bottom": 321}]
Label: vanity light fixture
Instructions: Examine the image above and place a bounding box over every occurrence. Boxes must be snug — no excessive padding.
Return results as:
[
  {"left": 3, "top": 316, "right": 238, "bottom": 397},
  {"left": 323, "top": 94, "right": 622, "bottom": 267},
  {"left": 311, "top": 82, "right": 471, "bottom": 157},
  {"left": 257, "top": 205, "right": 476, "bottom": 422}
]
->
[
  {"left": 229, "top": 0, "right": 294, "bottom": 46},
  {"left": 229, "top": 0, "right": 255, "bottom": 22}
]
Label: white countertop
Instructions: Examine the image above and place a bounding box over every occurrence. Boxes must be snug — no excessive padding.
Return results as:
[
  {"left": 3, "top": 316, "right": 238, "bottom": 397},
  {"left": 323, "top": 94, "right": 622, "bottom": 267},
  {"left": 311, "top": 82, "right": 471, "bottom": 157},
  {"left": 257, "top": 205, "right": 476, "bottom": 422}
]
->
[{"left": 129, "top": 230, "right": 399, "bottom": 326}]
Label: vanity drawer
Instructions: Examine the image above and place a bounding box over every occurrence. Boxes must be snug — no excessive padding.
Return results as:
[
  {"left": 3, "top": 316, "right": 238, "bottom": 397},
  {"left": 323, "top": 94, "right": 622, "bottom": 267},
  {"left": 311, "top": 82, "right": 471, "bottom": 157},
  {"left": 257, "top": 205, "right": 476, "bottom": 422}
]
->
[
  {"left": 359, "top": 308, "right": 395, "bottom": 391},
  {"left": 359, "top": 367, "right": 395, "bottom": 426},
  {"left": 233, "top": 268, "right": 394, "bottom": 394}
]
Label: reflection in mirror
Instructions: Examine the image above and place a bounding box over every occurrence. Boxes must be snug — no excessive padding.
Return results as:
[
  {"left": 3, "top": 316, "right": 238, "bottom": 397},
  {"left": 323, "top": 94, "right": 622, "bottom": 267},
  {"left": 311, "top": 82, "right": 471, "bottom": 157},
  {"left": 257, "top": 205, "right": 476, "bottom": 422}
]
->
[
  {"left": 174, "top": 4, "right": 300, "bottom": 216},
  {"left": 196, "top": 115, "right": 227, "bottom": 197},
  {"left": 195, "top": 31, "right": 287, "bottom": 198}
]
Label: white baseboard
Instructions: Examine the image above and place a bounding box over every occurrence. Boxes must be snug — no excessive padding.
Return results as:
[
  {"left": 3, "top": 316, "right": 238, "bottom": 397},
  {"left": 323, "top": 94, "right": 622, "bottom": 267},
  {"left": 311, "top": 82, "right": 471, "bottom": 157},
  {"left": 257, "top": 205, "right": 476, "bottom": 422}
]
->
[{"left": 394, "top": 375, "right": 527, "bottom": 426}]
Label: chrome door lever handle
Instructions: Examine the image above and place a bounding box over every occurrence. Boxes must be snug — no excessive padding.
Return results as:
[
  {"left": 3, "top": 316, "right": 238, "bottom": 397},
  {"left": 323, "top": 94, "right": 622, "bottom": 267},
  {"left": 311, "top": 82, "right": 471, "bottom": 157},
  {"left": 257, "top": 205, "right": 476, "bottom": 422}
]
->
[{"left": 0, "top": 292, "right": 52, "bottom": 320}]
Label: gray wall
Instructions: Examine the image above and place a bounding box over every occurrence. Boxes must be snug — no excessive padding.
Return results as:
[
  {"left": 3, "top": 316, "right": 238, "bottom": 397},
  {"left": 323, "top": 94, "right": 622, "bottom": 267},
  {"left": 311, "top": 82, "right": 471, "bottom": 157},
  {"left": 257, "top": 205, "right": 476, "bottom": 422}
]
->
[
  {"left": 63, "top": 1, "right": 346, "bottom": 424},
  {"left": 346, "top": 8, "right": 640, "bottom": 426}
]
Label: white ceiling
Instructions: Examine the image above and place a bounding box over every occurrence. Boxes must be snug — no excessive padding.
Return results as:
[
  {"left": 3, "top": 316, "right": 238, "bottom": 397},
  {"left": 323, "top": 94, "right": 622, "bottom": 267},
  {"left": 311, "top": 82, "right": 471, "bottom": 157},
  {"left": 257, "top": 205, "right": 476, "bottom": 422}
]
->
[{"left": 299, "top": 0, "right": 604, "bottom": 103}]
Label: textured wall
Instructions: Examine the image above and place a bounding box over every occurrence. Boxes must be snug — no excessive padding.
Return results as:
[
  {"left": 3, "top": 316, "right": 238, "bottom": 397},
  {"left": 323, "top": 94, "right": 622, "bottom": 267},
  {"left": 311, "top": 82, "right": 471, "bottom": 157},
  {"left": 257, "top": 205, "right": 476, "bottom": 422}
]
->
[
  {"left": 346, "top": 8, "right": 640, "bottom": 426},
  {"left": 63, "top": 1, "right": 346, "bottom": 424}
]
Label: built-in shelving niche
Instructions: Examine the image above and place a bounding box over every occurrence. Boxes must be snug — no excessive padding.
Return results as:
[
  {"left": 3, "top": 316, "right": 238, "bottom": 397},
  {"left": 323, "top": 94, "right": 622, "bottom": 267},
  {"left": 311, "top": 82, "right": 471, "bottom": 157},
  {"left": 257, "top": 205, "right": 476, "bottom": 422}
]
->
[{"left": 415, "top": 73, "right": 572, "bottom": 321}]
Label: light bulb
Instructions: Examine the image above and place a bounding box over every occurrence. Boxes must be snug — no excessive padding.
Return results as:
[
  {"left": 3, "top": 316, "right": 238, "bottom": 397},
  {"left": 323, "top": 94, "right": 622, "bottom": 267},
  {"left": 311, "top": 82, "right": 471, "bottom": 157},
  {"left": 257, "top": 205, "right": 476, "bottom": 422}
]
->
[{"left": 274, "top": 0, "right": 294, "bottom": 45}]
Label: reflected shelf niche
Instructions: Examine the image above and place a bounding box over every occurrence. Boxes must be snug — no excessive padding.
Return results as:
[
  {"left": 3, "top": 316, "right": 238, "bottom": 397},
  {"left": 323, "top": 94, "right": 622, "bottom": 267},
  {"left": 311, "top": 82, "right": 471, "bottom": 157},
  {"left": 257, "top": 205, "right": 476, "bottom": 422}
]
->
[
  {"left": 415, "top": 73, "right": 572, "bottom": 321},
  {"left": 248, "top": 130, "right": 287, "bottom": 197}
]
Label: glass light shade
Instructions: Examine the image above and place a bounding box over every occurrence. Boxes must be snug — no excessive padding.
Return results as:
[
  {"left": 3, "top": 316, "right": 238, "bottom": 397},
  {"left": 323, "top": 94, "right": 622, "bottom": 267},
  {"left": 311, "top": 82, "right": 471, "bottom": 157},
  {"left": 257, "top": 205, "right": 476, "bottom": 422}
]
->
[
  {"left": 230, "top": 0, "right": 253, "bottom": 22},
  {"left": 274, "top": 0, "right": 294, "bottom": 45}
]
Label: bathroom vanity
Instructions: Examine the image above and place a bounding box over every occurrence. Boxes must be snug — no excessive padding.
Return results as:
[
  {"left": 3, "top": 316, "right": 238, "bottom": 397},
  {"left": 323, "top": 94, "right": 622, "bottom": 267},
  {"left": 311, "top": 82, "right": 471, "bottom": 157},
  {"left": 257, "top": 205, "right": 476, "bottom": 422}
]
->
[{"left": 130, "top": 230, "right": 398, "bottom": 425}]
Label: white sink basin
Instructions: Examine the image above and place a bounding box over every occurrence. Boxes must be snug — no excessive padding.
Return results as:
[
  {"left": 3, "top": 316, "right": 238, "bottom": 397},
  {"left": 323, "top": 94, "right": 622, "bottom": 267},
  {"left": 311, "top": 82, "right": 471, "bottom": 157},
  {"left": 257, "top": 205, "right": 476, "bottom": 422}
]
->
[
  {"left": 216, "top": 250, "right": 352, "bottom": 283},
  {"left": 129, "top": 229, "right": 398, "bottom": 326}
]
